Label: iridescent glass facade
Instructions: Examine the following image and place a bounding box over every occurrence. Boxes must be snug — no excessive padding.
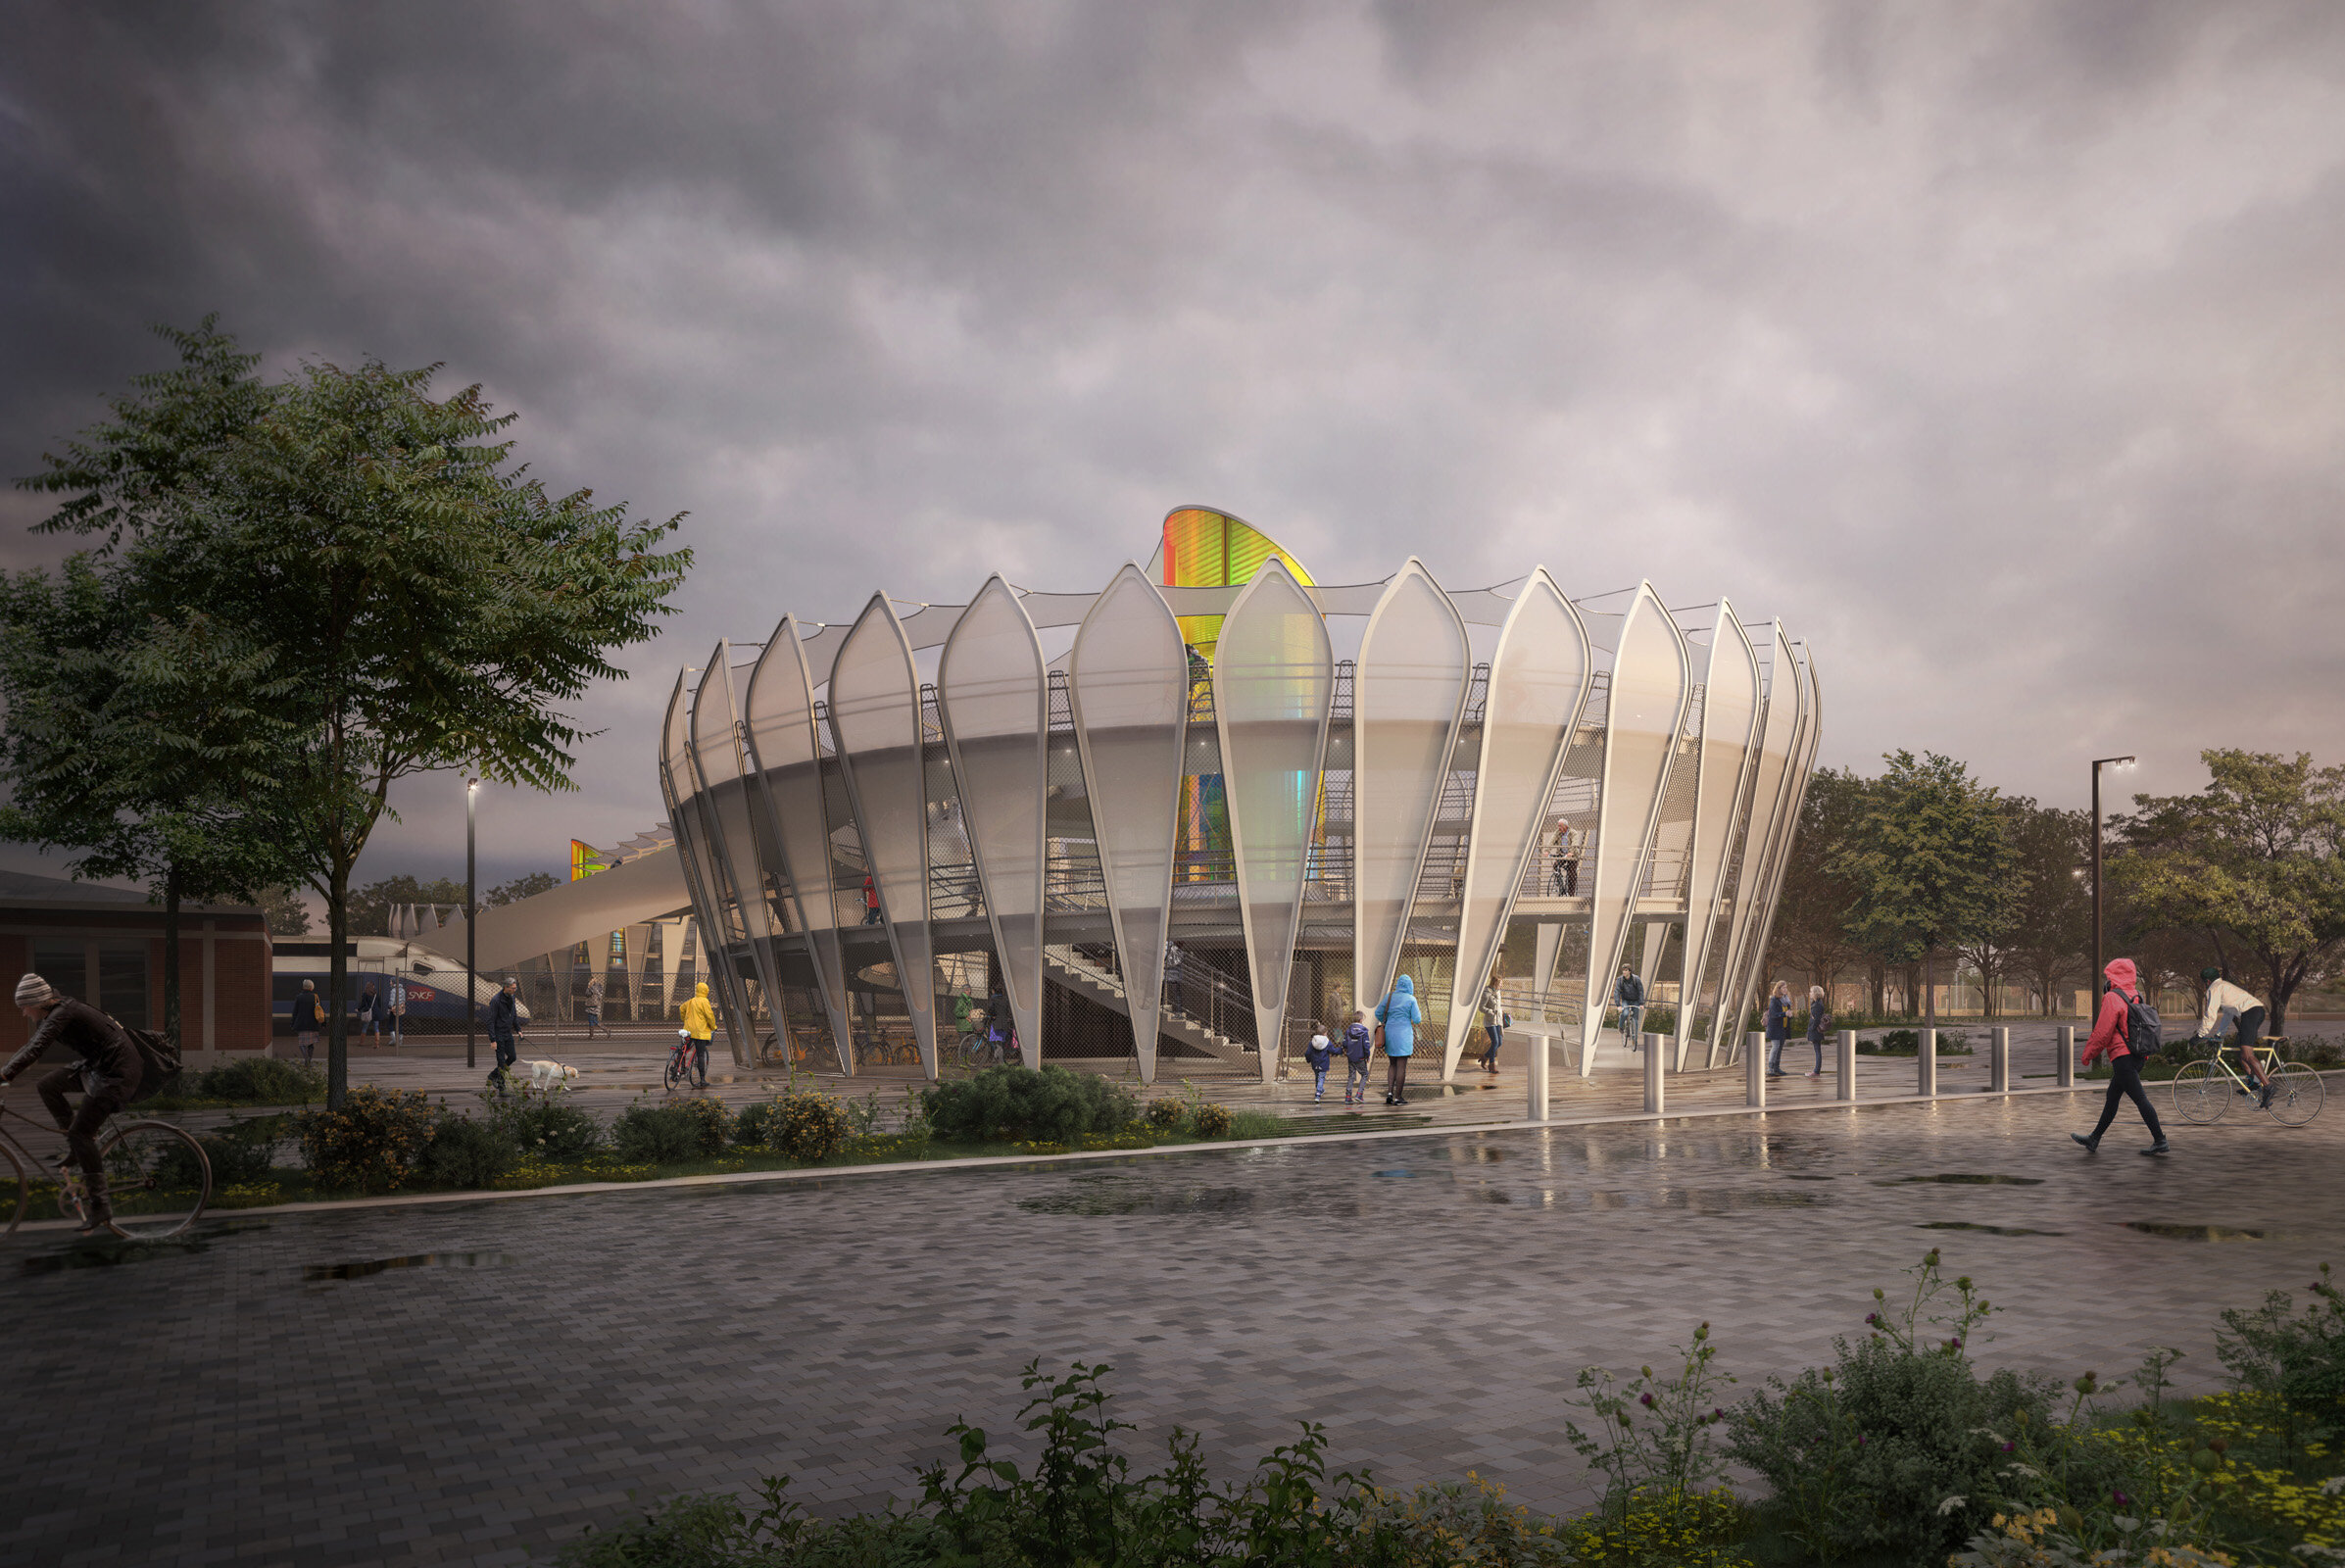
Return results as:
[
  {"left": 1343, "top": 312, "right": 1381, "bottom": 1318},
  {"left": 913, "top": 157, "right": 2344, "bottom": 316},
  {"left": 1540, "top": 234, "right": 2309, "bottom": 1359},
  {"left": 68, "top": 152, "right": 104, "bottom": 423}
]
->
[{"left": 665, "top": 511, "right": 1815, "bottom": 1087}]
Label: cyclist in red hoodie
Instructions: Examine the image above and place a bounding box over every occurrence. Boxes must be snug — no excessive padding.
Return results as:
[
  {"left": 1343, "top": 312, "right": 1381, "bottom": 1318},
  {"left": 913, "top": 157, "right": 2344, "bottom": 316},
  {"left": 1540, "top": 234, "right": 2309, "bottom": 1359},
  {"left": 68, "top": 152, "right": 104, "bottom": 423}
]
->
[{"left": 2072, "top": 956, "right": 2171, "bottom": 1156}]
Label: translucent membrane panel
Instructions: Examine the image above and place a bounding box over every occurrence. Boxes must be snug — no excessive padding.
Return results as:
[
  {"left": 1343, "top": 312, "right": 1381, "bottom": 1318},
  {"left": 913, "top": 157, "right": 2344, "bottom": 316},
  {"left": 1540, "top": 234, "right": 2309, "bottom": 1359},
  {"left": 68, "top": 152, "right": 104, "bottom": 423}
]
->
[
  {"left": 1067, "top": 564, "right": 1190, "bottom": 1083},
  {"left": 1673, "top": 606, "right": 1761, "bottom": 1066},
  {"left": 1440, "top": 569, "right": 1591, "bottom": 1077},
  {"left": 1733, "top": 646, "right": 1821, "bottom": 1030},
  {"left": 1212, "top": 560, "right": 1334, "bottom": 1081},
  {"left": 1579, "top": 583, "right": 1691, "bottom": 1068},
  {"left": 828, "top": 596, "right": 941, "bottom": 1077},
  {"left": 744, "top": 617, "right": 855, "bottom": 1070},
  {"left": 1352, "top": 561, "right": 1471, "bottom": 1022},
  {"left": 660, "top": 673, "right": 742, "bottom": 1054},
  {"left": 1708, "top": 622, "right": 1802, "bottom": 1060},
  {"left": 692, "top": 654, "right": 775, "bottom": 1061},
  {"left": 938, "top": 576, "right": 1050, "bottom": 1067}
]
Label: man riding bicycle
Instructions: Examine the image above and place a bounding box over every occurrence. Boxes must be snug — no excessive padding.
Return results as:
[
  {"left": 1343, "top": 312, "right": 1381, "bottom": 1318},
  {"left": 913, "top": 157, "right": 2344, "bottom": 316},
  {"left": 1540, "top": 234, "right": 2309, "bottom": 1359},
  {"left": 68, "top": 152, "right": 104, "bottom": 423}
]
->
[
  {"left": 0, "top": 973, "right": 138, "bottom": 1233},
  {"left": 2197, "top": 967, "right": 2272, "bottom": 1108}
]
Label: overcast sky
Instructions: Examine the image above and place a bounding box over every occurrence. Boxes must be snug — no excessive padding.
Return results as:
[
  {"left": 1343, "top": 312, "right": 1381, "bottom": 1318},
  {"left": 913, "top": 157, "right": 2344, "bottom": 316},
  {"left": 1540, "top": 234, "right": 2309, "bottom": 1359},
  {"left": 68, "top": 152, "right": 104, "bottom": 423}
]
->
[{"left": 4, "top": 1, "right": 2341, "bottom": 901}]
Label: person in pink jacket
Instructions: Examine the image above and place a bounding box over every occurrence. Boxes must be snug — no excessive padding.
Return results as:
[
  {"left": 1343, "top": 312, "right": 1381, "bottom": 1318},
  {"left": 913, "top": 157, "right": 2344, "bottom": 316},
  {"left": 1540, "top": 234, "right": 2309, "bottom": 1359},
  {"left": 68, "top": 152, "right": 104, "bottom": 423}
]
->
[{"left": 2072, "top": 956, "right": 2170, "bottom": 1156}]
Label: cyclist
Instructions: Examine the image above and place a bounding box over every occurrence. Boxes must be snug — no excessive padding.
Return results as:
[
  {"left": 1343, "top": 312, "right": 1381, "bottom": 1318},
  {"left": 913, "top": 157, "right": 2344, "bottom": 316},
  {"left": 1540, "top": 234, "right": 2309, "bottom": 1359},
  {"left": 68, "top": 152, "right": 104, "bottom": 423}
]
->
[
  {"left": 985, "top": 982, "right": 1015, "bottom": 1061},
  {"left": 0, "top": 973, "right": 138, "bottom": 1233},
  {"left": 678, "top": 980, "right": 716, "bottom": 1088},
  {"left": 2196, "top": 967, "right": 2272, "bottom": 1108}
]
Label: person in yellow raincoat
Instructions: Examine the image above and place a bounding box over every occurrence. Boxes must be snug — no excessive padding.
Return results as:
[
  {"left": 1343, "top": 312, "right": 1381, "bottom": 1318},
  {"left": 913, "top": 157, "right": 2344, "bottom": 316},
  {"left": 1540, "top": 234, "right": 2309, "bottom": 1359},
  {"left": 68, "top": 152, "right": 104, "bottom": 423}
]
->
[{"left": 679, "top": 980, "right": 717, "bottom": 1089}]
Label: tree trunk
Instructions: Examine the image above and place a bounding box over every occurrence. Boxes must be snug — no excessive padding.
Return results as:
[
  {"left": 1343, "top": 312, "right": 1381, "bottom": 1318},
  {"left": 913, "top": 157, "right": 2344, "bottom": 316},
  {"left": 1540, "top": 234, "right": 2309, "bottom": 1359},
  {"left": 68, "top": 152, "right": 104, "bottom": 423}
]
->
[
  {"left": 162, "top": 864, "right": 183, "bottom": 1059},
  {"left": 328, "top": 859, "right": 350, "bottom": 1107}
]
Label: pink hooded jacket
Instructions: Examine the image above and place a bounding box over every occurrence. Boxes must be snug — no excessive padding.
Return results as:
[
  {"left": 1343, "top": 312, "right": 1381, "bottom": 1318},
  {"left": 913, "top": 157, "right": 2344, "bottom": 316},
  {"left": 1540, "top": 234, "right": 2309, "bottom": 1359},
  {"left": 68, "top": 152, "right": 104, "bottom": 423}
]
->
[{"left": 2081, "top": 957, "right": 2141, "bottom": 1067}]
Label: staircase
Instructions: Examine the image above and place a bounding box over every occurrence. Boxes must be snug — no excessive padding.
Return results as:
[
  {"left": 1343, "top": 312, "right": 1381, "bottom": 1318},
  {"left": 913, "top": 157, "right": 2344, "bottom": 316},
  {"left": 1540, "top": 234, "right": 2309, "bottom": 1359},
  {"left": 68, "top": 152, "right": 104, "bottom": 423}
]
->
[{"left": 1043, "top": 945, "right": 1256, "bottom": 1069}]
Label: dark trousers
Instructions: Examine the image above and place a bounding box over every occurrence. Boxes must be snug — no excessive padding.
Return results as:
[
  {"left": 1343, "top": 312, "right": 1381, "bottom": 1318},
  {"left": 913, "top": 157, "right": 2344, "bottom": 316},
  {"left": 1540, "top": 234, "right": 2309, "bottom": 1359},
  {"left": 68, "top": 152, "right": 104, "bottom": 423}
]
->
[
  {"left": 2235, "top": 1007, "right": 2268, "bottom": 1084},
  {"left": 692, "top": 1040, "right": 709, "bottom": 1085},
  {"left": 2089, "top": 1052, "right": 2167, "bottom": 1144},
  {"left": 38, "top": 1064, "right": 134, "bottom": 1183},
  {"left": 493, "top": 1035, "right": 517, "bottom": 1072}
]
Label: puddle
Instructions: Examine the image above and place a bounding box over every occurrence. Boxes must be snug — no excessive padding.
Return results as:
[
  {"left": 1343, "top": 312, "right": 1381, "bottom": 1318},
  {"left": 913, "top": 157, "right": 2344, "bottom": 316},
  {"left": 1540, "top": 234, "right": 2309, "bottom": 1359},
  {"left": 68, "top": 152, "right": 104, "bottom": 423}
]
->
[
  {"left": 1783, "top": 1174, "right": 1835, "bottom": 1182},
  {"left": 1875, "top": 1174, "right": 2045, "bottom": 1187},
  {"left": 304, "top": 1251, "right": 511, "bottom": 1281},
  {"left": 1374, "top": 1169, "right": 1417, "bottom": 1179},
  {"left": 19, "top": 1219, "right": 269, "bottom": 1274},
  {"left": 1919, "top": 1221, "right": 2065, "bottom": 1237},
  {"left": 2123, "top": 1223, "right": 2267, "bottom": 1243},
  {"left": 1016, "top": 1179, "right": 1359, "bottom": 1218}
]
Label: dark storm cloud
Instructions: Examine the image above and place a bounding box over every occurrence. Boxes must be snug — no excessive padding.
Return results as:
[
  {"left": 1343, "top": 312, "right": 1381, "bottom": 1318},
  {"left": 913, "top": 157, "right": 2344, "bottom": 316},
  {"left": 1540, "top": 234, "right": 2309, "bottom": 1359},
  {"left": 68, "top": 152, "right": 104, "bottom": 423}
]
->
[{"left": 3, "top": 0, "right": 2343, "bottom": 890}]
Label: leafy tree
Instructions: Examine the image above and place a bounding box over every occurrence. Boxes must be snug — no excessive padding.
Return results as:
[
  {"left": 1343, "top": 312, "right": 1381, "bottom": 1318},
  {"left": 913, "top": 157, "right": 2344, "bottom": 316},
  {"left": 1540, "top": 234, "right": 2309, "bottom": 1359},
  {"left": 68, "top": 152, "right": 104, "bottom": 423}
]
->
[
  {"left": 1762, "top": 766, "right": 1869, "bottom": 1004},
  {"left": 487, "top": 870, "right": 560, "bottom": 906},
  {"left": 257, "top": 885, "right": 313, "bottom": 936},
  {"left": 2110, "top": 750, "right": 2345, "bottom": 1033},
  {"left": 1832, "top": 752, "right": 2021, "bottom": 1027},
  {"left": 4, "top": 322, "right": 304, "bottom": 1046},
  {"left": 1997, "top": 802, "right": 2091, "bottom": 1016},
  {"left": 26, "top": 328, "right": 690, "bottom": 1103}
]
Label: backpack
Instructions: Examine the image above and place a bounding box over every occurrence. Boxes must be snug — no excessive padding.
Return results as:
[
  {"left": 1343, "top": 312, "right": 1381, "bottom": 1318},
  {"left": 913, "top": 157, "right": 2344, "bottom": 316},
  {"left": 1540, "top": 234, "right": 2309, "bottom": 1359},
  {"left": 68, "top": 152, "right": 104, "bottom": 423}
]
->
[
  {"left": 2117, "top": 989, "right": 2163, "bottom": 1058},
  {"left": 115, "top": 1022, "right": 182, "bottom": 1102}
]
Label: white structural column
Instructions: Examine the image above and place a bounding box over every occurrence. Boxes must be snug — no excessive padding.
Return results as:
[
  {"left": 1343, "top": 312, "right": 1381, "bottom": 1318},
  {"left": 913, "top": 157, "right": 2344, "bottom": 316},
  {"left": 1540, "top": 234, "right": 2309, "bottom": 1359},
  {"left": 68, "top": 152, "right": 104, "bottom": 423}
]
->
[
  {"left": 743, "top": 616, "right": 855, "bottom": 1070},
  {"left": 828, "top": 596, "right": 944, "bottom": 1079},
  {"left": 1351, "top": 560, "right": 1472, "bottom": 1024},
  {"left": 1729, "top": 647, "right": 1823, "bottom": 1034},
  {"left": 1673, "top": 605, "right": 1762, "bottom": 1069},
  {"left": 659, "top": 673, "right": 751, "bottom": 1063},
  {"left": 938, "top": 576, "right": 1050, "bottom": 1067},
  {"left": 693, "top": 647, "right": 791, "bottom": 1065},
  {"left": 1212, "top": 559, "right": 1334, "bottom": 1083},
  {"left": 1441, "top": 568, "right": 1591, "bottom": 1079},
  {"left": 1578, "top": 583, "right": 1691, "bottom": 1074},
  {"left": 1708, "top": 624, "right": 1806, "bottom": 1058},
  {"left": 1067, "top": 564, "right": 1191, "bottom": 1084}
]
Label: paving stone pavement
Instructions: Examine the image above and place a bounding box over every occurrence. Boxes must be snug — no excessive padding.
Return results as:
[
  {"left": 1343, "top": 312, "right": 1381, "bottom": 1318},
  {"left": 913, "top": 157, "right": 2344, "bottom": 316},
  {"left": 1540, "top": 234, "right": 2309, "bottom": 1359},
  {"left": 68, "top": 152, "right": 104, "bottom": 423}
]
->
[{"left": 6, "top": 1087, "right": 2343, "bottom": 1567}]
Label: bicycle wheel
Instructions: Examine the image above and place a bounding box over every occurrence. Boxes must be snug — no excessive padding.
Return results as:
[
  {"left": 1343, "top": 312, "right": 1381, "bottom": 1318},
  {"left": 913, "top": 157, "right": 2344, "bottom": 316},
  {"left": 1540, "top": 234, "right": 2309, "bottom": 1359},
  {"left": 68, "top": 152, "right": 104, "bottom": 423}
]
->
[
  {"left": 957, "top": 1032, "right": 985, "bottom": 1069},
  {"left": 2170, "top": 1059, "right": 2231, "bottom": 1124},
  {"left": 2264, "top": 1062, "right": 2325, "bottom": 1126},
  {"left": 99, "top": 1120, "right": 211, "bottom": 1240},
  {"left": 0, "top": 1140, "right": 24, "bottom": 1234},
  {"left": 664, "top": 1052, "right": 688, "bottom": 1091}
]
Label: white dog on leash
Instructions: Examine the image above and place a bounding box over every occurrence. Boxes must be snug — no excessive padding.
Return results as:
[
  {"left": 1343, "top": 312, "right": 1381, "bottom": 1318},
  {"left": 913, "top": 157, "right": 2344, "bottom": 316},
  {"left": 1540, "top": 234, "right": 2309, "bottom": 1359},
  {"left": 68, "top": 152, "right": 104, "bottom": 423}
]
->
[{"left": 525, "top": 1059, "right": 580, "bottom": 1092}]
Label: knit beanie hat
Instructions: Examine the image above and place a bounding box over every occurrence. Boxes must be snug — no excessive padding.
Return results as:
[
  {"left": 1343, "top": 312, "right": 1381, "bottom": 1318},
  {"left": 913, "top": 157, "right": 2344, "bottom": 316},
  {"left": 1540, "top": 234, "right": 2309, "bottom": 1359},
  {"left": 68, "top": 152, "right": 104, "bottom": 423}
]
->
[{"left": 15, "top": 973, "right": 56, "bottom": 1007}]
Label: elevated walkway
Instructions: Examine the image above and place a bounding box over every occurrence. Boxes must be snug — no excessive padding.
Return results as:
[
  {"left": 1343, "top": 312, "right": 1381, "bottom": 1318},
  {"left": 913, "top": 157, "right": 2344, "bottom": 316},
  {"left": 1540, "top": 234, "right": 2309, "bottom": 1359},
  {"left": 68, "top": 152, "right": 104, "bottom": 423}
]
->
[{"left": 438, "top": 848, "right": 690, "bottom": 972}]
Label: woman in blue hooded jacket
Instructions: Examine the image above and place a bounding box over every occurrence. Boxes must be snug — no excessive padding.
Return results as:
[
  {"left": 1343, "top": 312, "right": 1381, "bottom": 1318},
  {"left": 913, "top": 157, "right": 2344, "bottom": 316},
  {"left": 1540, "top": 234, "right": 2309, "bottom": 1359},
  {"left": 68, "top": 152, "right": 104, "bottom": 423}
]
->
[{"left": 1375, "top": 973, "right": 1423, "bottom": 1106}]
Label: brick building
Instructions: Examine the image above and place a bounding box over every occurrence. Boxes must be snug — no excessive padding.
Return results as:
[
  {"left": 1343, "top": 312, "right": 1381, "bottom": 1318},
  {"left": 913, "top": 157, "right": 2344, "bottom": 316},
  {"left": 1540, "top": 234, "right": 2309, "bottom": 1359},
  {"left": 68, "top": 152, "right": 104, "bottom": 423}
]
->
[{"left": 0, "top": 870, "right": 274, "bottom": 1068}]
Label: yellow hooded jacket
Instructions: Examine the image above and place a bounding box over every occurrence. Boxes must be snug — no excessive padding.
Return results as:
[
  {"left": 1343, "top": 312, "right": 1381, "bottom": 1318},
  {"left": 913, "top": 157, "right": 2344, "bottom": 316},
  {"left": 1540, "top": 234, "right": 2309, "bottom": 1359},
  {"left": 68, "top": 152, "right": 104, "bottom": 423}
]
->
[{"left": 679, "top": 981, "right": 717, "bottom": 1042}]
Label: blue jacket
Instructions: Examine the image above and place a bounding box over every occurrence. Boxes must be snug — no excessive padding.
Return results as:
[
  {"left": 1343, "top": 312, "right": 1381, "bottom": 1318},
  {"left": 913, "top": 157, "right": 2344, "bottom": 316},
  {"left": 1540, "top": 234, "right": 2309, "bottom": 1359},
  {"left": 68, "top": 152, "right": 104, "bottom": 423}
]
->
[
  {"left": 489, "top": 989, "right": 521, "bottom": 1044},
  {"left": 1303, "top": 1035, "right": 1334, "bottom": 1069},
  {"left": 1375, "top": 975, "right": 1423, "bottom": 1057},
  {"left": 1343, "top": 1022, "right": 1373, "bottom": 1061},
  {"left": 1765, "top": 996, "right": 1790, "bottom": 1042}
]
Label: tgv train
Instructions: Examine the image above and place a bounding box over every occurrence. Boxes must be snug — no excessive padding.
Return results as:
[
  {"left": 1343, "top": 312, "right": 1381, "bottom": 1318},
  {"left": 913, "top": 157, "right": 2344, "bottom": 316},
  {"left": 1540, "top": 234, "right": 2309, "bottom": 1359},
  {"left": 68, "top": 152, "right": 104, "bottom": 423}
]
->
[{"left": 270, "top": 937, "right": 529, "bottom": 1034}]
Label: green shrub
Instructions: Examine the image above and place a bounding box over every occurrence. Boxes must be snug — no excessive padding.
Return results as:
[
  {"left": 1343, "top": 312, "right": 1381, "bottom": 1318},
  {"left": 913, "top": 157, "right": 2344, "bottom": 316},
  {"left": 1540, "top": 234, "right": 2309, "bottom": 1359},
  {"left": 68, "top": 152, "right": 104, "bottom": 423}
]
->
[
  {"left": 192, "top": 1114, "right": 283, "bottom": 1185},
  {"left": 420, "top": 1114, "right": 516, "bottom": 1188},
  {"left": 922, "top": 1065, "right": 1136, "bottom": 1144},
  {"left": 1144, "top": 1096, "right": 1186, "bottom": 1131},
  {"left": 296, "top": 1084, "right": 436, "bottom": 1193},
  {"left": 767, "top": 1090, "right": 854, "bottom": 1161},
  {"left": 496, "top": 1097, "right": 603, "bottom": 1161},
  {"left": 670, "top": 1095, "right": 733, "bottom": 1154},
  {"left": 1192, "top": 1102, "right": 1233, "bottom": 1138},
  {"left": 611, "top": 1102, "right": 705, "bottom": 1164},
  {"left": 193, "top": 1056, "right": 326, "bottom": 1104}
]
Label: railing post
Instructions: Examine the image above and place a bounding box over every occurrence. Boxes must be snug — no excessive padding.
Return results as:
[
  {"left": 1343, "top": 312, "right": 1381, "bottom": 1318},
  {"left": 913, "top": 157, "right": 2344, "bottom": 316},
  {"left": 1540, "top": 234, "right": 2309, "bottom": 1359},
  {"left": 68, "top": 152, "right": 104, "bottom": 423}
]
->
[
  {"left": 1527, "top": 1030, "right": 1550, "bottom": 1122},
  {"left": 1991, "top": 1025, "right": 2011, "bottom": 1095},
  {"left": 1745, "top": 1030, "right": 1766, "bottom": 1107},
  {"left": 2057, "top": 1024, "right": 2076, "bottom": 1088},
  {"left": 1836, "top": 1029, "right": 1856, "bottom": 1102},
  {"left": 1918, "top": 1028, "right": 1937, "bottom": 1098},
  {"left": 1644, "top": 1031, "right": 1664, "bottom": 1114}
]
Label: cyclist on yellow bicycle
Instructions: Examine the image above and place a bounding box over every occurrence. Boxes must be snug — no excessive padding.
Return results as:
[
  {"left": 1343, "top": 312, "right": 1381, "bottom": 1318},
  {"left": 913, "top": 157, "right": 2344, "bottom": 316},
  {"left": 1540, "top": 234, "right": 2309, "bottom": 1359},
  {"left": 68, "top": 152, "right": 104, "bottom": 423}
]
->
[
  {"left": 2197, "top": 967, "right": 2272, "bottom": 1108},
  {"left": 0, "top": 973, "right": 138, "bottom": 1233}
]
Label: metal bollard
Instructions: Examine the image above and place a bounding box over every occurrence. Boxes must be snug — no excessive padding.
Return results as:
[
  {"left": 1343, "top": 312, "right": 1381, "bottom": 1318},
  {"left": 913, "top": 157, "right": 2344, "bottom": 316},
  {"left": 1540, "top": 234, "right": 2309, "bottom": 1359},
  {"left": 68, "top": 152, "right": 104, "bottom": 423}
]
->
[
  {"left": 1746, "top": 1030, "right": 1767, "bottom": 1107},
  {"left": 2058, "top": 1024, "right": 2076, "bottom": 1088},
  {"left": 1991, "top": 1025, "right": 2011, "bottom": 1094},
  {"left": 1837, "top": 1028, "right": 1857, "bottom": 1102},
  {"left": 1526, "top": 1031, "right": 1550, "bottom": 1122},
  {"left": 1918, "top": 1028, "right": 1937, "bottom": 1097},
  {"left": 1644, "top": 1032, "right": 1664, "bottom": 1114}
]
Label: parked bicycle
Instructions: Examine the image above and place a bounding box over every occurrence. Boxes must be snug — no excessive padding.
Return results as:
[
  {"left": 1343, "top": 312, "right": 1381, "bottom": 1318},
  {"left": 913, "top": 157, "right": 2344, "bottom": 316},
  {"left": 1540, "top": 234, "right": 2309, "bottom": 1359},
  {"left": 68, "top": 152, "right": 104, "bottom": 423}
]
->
[
  {"left": 0, "top": 1099, "right": 212, "bottom": 1238},
  {"left": 2171, "top": 1036, "right": 2324, "bottom": 1126},
  {"left": 957, "top": 1009, "right": 1014, "bottom": 1070}
]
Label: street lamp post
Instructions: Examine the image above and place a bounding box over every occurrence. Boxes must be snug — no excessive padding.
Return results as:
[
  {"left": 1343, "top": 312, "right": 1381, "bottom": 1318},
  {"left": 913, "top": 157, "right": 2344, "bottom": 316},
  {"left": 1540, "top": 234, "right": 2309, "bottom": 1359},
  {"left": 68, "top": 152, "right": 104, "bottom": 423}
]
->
[
  {"left": 2089, "top": 755, "right": 2137, "bottom": 1018},
  {"left": 466, "top": 778, "right": 479, "bottom": 1071}
]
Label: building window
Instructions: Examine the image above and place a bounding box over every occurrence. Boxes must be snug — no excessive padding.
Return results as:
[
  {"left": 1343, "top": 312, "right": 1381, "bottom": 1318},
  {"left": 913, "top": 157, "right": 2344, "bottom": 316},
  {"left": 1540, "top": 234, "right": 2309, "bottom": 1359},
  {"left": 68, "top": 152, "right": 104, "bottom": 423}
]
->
[
  {"left": 99, "top": 943, "right": 150, "bottom": 1028},
  {"left": 30, "top": 941, "right": 88, "bottom": 1005}
]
